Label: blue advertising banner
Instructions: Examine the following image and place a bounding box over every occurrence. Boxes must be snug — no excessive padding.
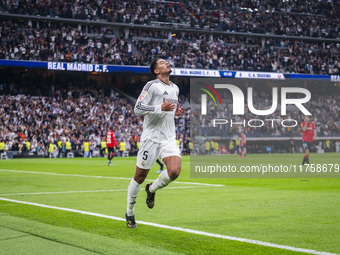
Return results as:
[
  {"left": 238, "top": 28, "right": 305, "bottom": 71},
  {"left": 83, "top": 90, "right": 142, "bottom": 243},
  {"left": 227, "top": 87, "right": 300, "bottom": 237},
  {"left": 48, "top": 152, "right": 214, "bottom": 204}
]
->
[{"left": 0, "top": 59, "right": 336, "bottom": 80}]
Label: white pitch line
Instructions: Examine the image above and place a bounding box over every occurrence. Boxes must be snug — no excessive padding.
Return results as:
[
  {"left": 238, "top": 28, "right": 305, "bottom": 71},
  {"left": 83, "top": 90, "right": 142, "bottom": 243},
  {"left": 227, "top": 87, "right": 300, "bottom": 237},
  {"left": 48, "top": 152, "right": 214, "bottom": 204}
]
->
[
  {"left": 0, "top": 169, "right": 223, "bottom": 187},
  {"left": 0, "top": 197, "right": 337, "bottom": 255},
  {"left": 0, "top": 169, "right": 131, "bottom": 180},
  {"left": 173, "top": 181, "right": 223, "bottom": 186},
  {"left": 0, "top": 186, "right": 210, "bottom": 196},
  {"left": 0, "top": 189, "right": 128, "bottom": 196}
]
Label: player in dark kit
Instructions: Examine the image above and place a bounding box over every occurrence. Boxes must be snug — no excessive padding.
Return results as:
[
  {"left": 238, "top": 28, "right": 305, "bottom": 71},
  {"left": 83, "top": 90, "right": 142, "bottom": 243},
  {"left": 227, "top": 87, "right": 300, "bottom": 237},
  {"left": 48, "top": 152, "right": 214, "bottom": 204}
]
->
[
  {"left": 300, "top": 116, "right": 316, "bottom": 170},
  {"left": 106, "top": 127, "right": 118, "bottom": 166},
  {"left": 156, "top": 157, "right": 165, "bottom": 173}
]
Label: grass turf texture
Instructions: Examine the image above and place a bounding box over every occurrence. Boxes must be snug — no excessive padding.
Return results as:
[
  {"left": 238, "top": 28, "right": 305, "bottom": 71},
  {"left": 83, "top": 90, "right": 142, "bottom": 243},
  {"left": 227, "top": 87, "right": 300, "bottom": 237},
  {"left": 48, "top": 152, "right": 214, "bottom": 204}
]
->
[{"left": 0, "top": 153, "right": 339, "bottom": 255}]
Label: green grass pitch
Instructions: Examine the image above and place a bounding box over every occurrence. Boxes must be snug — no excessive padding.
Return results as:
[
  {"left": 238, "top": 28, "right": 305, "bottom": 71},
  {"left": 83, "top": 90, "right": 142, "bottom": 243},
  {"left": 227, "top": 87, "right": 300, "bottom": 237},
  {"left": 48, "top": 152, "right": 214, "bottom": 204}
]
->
[{"left": 0, "top": 153, "right": 339, "bottom": 255}]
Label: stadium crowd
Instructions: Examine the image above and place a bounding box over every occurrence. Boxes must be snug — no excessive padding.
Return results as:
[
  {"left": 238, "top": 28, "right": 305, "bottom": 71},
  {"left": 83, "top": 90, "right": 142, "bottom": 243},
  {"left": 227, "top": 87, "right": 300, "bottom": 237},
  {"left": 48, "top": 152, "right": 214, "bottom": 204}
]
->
[
  {"left": 1, "top": 0, "right": 339, "bottom": 38},
  {"left": 1, "top": 19, "right": 339, "bottom": 74},
  {"left": 134, "top": 36, "right": 340, "bottom": 74},
  {"left": 0, "top": 89, "right": 191, "bottom": 157},
  {"left": 0, "top": 19, "right": 136, "bottom": 65}
]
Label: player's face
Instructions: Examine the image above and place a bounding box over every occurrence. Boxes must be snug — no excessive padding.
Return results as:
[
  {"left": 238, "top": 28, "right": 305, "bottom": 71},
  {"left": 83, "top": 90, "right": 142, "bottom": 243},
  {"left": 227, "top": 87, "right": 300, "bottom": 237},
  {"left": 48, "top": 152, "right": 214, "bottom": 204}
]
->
[
  {"left": 304, "top": 116, "right": 310, "bottom": 122},
  {"left": 155, "top": 59, "right": 172, "bottom": 76}
]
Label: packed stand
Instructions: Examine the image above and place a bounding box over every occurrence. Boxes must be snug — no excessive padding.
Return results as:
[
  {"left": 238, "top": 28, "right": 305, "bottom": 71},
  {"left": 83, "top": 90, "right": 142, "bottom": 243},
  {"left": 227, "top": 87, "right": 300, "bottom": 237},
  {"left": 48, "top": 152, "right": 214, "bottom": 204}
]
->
[
  {"left": 0, "top": 91, "right": 192, "bottom": 157},
  {"left": 0, "top": 19, "right": 138, "bottom": 65},
  {"left": 134, "top": 35, "right": 340, "bottom": 74},
  {"left": 1, "top": 18, "right": 339, "bottom": 75},
  {"left": 1, "top": 0, "right": 339, "bottom": 38},
  {"left": 0, "top": 92, "right": 140, "bottom": 157},
  {"left": 129, "top": 29, "right": 168, "bottom": 40}
]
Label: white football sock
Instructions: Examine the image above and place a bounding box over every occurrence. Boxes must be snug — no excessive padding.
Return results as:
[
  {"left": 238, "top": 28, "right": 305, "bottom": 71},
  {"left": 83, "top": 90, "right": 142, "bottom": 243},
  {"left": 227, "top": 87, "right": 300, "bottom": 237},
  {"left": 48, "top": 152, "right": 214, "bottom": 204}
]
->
[
  {"left": 126, "top": 178, "right": 141, "bottom": 216},
  {"left": 149, "top": 169, "right": 172, "bottom": 193}
]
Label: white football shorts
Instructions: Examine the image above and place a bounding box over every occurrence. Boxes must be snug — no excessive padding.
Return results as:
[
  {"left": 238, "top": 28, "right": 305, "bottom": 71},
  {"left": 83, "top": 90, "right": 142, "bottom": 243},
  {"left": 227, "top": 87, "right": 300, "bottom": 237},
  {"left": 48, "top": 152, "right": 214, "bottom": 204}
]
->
[{"left": 136, "top": 139, "right": 181, "bottom": 169}]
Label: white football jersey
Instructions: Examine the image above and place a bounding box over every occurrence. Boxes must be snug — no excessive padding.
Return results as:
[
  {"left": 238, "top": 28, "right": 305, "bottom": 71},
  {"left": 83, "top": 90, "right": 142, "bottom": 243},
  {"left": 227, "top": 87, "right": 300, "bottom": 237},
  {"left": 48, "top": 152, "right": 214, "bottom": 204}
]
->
[{"left": 134, "top": 78, "right": 179, "bottom": 143}]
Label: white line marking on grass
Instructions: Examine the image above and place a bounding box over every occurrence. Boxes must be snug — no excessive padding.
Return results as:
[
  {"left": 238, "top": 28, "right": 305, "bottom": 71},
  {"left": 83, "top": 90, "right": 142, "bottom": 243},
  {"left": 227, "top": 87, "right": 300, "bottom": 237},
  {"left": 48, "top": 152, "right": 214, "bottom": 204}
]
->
[
  {"left": 0, "top": 169, "right": 131, "bottom": 180},
  {"left": 0, "top": 186, "right": 211, "bottom": 196},
  {"left": 0, "top": 197, "right": 337, "bottom": 255},
  {"left": 0, "top": 169, "right": 223, "bottom": 187},
  {"left": 0, "top": 189, "right": 128, "bottom": 196},
  {"left": 173, "top": 181, "right": 223, "bottom": 187}
]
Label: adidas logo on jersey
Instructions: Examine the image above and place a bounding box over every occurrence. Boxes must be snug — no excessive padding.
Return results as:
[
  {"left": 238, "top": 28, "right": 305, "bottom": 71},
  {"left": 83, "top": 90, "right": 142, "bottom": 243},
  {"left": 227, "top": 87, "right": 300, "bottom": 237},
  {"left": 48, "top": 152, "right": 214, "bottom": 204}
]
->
[{"left": 163, "top": 91, "right": 168, "bottom": 95}]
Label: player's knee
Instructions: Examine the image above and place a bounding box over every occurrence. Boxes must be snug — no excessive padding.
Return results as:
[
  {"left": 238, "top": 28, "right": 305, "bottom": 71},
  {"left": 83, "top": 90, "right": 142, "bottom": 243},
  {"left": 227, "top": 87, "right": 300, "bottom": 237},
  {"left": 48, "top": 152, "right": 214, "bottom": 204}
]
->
[
  {"left": 168, "top": 166, "right": 181, "bottom": 180},
  {"left": 134, "top": 174, "right": 146, "bottom": 184},
  {"left": 134, "top": 171, "right": 148, "bottom": 184}
]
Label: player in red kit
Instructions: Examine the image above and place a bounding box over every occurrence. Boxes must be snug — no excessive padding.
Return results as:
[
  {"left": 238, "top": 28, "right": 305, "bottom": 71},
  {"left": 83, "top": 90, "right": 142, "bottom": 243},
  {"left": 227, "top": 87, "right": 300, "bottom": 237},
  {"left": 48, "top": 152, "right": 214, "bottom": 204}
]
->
[
  {"left": 106, "top": 127, "right": 118, "bottom": 166},
  {"left": 238, "top": 132, "right": 247, "bottom": 158},
  {"left": 300, "top": 116, "right": 316, "bottom": 170}
]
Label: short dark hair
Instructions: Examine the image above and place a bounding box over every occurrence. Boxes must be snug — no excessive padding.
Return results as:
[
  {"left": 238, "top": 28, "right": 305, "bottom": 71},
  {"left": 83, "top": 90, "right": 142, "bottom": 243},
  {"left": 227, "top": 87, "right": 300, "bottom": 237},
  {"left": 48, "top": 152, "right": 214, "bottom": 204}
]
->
[{"left": 150, "top": 58, "right": 160, "bottom": 76}]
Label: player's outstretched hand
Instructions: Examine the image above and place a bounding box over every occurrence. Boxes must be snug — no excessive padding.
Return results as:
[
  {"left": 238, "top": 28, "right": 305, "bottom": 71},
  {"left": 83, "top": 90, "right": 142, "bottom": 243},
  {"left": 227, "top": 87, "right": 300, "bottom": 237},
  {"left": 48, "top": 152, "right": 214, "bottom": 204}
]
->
[
  {"left": 175, "top": 102, "right": 183, "bottom": 116},
  {"left": 161, "top": 99, "right": 176, "bottom": 111}
]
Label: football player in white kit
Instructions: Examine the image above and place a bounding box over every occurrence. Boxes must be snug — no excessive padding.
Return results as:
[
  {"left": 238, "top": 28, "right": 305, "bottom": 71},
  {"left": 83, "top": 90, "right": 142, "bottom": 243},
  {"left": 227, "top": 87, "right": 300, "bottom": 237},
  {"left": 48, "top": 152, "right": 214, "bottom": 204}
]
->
[{"left": 125, "top": 58, "right": 183, "bottom": 228}]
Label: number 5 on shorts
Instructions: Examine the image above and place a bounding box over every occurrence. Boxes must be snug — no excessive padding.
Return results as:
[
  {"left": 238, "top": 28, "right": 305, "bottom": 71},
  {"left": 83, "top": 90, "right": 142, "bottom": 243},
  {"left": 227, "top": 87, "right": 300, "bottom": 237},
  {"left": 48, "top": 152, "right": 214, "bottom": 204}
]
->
[{"left": 142, "top": 151, "right": 148, "bottom": 160}]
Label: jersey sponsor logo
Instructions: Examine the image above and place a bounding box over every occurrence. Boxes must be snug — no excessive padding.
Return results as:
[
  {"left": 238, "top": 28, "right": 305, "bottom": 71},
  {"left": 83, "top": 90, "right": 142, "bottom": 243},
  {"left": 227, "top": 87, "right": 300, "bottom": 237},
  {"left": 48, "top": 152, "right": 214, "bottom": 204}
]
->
[
  {"left": 139, "top": 94, "right": 146, "bottom": 100},
  {"left": 163, "top": 91, "right": 168, "bottom": 95},
  {"left": 107, "top": 134, "right": 111, "bottom": 143},
  {"left": 163, "top": 98, "right": 178, "bottom": 103}
]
